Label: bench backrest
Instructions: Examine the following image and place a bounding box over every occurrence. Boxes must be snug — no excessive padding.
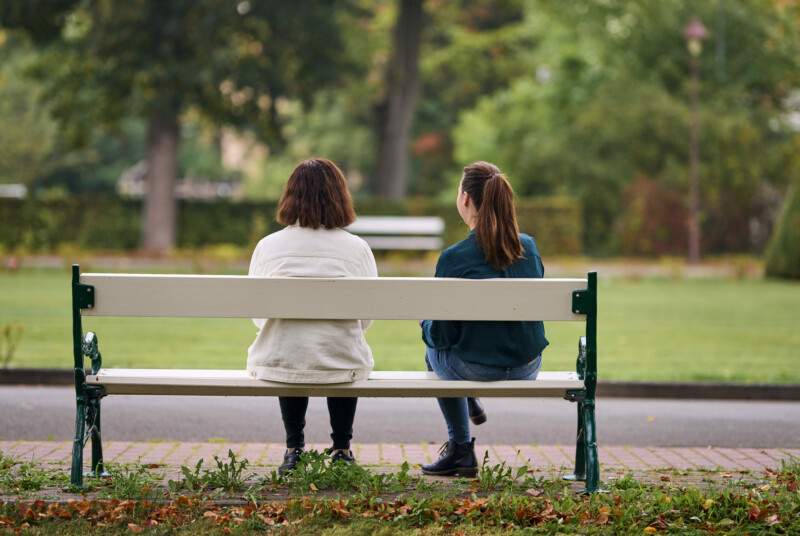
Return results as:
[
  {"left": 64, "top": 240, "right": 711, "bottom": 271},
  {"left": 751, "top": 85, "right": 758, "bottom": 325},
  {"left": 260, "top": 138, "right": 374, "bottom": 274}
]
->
[
  {"left": 345, "top": 216, "right": 445, "bottom": 250},
  {"left": 76, "top": 274, "right": 589, "bottom": 321}
]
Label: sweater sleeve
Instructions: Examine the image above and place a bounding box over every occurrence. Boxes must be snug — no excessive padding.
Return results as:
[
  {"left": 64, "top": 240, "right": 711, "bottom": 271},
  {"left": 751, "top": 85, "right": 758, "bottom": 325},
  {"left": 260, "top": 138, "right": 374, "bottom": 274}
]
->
[{"left": 420, "top": 249, "right": 461, "bottom": 349}]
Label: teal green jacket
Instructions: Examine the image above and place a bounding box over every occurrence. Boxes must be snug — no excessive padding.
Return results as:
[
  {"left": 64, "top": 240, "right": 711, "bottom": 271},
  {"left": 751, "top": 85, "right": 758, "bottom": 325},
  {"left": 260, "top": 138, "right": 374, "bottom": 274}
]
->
[{"left": 420, "top": 231, "right": 549, "bottom": 367}]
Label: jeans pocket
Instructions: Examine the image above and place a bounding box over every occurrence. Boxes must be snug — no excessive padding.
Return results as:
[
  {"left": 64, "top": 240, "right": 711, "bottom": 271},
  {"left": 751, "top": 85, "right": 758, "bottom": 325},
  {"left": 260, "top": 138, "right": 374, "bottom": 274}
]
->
[
  {"left": 508, "top": 356, "right": 542, "bottom": 380},
  {"left": 453, "top": 359, "right": 505, "bottom": 381}
]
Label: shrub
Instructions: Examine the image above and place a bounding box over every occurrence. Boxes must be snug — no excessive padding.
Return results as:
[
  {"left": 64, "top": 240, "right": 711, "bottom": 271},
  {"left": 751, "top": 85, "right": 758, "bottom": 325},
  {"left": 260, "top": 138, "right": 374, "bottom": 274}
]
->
[{"left": 765, "top": 179, "right": 800, "bottom": 279}]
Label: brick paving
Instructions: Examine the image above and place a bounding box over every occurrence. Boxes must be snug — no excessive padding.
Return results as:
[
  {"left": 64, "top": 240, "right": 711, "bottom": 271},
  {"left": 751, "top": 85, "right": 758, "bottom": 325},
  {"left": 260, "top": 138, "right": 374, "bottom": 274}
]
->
[{"left": 2, "top": 440, "right": 795, "bottom": 487}]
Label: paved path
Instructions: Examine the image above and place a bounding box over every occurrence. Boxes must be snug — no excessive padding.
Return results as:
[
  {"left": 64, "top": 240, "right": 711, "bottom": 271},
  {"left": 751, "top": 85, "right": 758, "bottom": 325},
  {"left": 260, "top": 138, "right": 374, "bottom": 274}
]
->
[{"left": 3, "top": 386, "right": 799, "bottom": 447}]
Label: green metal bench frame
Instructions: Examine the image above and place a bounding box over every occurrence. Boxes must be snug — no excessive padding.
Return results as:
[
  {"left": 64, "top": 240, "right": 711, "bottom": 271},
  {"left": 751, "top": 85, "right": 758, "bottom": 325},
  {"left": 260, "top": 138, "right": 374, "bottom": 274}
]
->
[{"left": 70, "top": 265, "right": 600, "bottom": 492}]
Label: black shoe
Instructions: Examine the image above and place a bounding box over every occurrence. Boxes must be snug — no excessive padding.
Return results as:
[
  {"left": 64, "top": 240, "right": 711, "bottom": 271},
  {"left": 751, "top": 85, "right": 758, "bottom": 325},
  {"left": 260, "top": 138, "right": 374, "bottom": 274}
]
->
[
  {"left": 328, "top": 449, "right": 357, "bottom": 466},
  {"left": 278, "top": 448, "right": 304, "bottom": 475},
  {"left": 421, "top": 438, "right": 478, "bottom": 477},
  {"left": 468, "top": 397, "right": 487, "bottom": 425}
]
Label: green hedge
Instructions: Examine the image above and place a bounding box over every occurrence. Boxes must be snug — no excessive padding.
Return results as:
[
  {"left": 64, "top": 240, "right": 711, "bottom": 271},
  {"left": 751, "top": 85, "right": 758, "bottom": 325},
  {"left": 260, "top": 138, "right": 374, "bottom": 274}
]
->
[{"left": 0, "top": 195, "right": 582, "bottom": 255}]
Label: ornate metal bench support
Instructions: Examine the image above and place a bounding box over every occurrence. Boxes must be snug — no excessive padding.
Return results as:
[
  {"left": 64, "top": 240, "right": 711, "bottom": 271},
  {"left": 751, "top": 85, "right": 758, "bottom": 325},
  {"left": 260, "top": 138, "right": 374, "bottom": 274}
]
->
[
  {"left": 563, "top": 271, "right": 603, "bottom": 493},
  {"left": 70, "top": 265, "right": 107, "bottom": 489}
]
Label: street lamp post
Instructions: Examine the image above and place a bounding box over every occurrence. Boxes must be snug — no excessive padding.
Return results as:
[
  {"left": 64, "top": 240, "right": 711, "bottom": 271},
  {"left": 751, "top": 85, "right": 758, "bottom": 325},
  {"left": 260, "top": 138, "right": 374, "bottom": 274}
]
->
[{"left": 684, "top": 18, "right": 708, "bottom": 264}]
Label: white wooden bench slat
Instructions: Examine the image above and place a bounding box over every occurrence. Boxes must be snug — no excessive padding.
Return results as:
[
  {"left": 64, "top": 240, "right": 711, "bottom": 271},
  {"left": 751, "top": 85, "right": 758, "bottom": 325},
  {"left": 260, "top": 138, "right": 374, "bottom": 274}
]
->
[
  {"left": 80, "top": 275, "right": 587, "bottom": 321},
  {"left": 87, "top": 369, "right": 584, "bottom": 397}
]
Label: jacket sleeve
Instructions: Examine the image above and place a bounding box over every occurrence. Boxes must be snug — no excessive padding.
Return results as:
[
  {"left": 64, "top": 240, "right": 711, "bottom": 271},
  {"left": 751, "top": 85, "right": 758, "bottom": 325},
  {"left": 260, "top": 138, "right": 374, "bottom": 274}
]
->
[
  {"left": 248, "top": 241, "right": 268, "bottom": 330},
  {"left": 420, "top": 250, "right": 461, "bottom": 349},
  {"left": 359, "top": 239, "right": 379, "bottom": 332}
]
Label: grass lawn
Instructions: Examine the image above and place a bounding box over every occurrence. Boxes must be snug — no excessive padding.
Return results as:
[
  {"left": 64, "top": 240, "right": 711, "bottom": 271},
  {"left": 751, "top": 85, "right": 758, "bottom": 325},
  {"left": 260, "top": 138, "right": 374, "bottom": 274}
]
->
[{"left": 1, "top": 267, "right": 799, "bottom": 383}]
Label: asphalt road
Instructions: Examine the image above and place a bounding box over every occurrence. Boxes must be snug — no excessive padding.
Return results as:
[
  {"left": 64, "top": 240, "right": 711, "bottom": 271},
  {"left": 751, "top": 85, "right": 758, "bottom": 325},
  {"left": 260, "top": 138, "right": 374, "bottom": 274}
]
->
[{"left": 1, "top": 386, "right": 798, "bottom": 448}]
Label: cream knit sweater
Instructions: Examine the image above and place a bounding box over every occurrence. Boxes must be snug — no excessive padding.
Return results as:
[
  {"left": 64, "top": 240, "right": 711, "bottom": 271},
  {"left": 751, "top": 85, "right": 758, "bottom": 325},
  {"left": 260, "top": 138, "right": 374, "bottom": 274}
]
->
[{"left": 246, "top": 225, "right": 378, "bottom": 383}]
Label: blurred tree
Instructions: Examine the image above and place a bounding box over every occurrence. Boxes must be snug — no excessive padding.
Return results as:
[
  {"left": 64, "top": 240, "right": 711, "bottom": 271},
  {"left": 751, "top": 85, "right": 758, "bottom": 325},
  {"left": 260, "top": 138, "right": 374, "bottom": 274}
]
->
[
  {"left": 374, "top": 0, "right": 425, "bottom": 199},
  {"left": 414, "top": 0, "right": 534, "bottom": 196},
  {"left": 0, "top": 33, "right": 57, "bottom": 186},
  {"left": 453, "top": 0, "right": 800, "bottom": 255},
  {"left": 1, "top": 0, "right": 355, "bottom": 252}
]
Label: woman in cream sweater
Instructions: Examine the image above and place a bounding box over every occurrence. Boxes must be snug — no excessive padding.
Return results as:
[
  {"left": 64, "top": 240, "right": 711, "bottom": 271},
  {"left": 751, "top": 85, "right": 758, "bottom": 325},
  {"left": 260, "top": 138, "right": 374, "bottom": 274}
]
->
[{"left": 247, "top": 158, "right": 377, "bottom": 474}]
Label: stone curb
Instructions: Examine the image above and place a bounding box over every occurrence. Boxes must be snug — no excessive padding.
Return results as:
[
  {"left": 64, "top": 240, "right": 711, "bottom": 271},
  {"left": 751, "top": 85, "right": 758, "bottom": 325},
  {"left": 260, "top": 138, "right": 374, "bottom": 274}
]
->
[{"left": 2, "top": 368, "right": 800, "bottom": 400}]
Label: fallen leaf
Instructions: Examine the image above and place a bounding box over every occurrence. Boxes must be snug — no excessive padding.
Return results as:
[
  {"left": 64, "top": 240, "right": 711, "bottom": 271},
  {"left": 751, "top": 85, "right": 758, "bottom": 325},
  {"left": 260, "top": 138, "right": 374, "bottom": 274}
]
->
[
  {"left": 704, "top": 499, "right": 714, "bottom": 509},
  {"left": 764, "top": 514, "right": 781, "bottom": 526},
  {"left": 649, "top": 518, "right": 670, "bottom": 529},
  {"left": 647, "top": 416, "right": 655, "bottom": 422},
  {"left": 643, "top": 528, "right": 657, "bottom": 534},
  {"left": 309, "top": 483, "right": 318, "bottom": 491},
  {"left": 596, "top": 513, "right": 609, "bottom": 525},
  {"left": 525, "top": 489, "right": 542, "bottom": 497},
  {"left": 127, "top": 523, "right": 143, "bottom": 533},
  {"left": 720, "top": 473, "right": 732, "bottom": 478}
]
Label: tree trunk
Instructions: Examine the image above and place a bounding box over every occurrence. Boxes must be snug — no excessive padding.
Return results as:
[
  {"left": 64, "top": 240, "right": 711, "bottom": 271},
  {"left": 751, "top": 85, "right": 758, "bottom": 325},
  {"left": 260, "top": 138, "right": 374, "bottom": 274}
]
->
[
  {"left": 374, "top": 0, "right": 424, "bottom": 199},
  {"left": 142, "top": 111, "right": 180, "bottom": 253}
]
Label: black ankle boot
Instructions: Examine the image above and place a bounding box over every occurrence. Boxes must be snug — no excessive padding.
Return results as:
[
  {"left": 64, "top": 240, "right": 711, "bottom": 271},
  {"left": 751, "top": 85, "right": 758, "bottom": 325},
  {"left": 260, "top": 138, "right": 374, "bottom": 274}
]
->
[
  {"left": 421, "top": 438, "right": 478, "bottom": 477},
  {"left": 279, "top": 448, "right": 304, "bottom": 475},
  {"left": 467, "top": 397, "right": 487, "bottom": 425}
]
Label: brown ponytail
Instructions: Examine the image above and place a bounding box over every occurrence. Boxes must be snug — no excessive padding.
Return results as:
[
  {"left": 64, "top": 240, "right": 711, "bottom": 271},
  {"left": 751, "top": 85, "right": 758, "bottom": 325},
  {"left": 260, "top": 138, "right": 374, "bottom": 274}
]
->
[{"left": 461, "top": 162, "right": 523, "bottom": 271}]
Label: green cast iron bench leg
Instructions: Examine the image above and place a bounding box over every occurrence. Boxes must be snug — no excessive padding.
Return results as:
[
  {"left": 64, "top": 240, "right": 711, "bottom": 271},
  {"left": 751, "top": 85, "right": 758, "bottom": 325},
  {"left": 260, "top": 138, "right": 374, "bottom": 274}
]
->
[{"left": 71, "top": 265, "right": 107, "bottom": 488}]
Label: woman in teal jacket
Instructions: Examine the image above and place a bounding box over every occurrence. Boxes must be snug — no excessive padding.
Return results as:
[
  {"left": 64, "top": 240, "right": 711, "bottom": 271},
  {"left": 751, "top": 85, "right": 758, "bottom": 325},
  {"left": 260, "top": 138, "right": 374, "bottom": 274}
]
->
[{"left": 420, "top": 161, "right": 549, "bottom": 477}]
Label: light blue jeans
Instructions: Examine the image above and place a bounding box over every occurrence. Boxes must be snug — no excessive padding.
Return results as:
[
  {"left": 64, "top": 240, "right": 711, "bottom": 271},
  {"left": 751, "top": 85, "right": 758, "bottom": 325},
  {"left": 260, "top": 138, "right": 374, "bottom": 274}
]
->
[{"left": 425, "top": 347, "right": 542, "bottom": 443}]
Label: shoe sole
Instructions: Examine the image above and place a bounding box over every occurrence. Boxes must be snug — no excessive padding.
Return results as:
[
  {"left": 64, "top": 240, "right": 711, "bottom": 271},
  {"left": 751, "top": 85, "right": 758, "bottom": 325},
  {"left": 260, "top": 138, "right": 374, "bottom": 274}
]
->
[
  {"left": 469, "top": 412, "right": 487, "bottom": 425},
  {"left": 421, "top": 466, "right": 479, "bottom": 478}
]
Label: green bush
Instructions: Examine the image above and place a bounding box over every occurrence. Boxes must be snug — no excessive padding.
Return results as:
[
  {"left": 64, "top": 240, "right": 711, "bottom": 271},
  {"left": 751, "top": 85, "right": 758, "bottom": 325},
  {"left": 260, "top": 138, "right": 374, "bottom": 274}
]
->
[
  {"left": 765, "top": 179, "right": 800, "bottom": 279},
  {"left": 0, "top": 195, "right": 582, "bottom": 255}
]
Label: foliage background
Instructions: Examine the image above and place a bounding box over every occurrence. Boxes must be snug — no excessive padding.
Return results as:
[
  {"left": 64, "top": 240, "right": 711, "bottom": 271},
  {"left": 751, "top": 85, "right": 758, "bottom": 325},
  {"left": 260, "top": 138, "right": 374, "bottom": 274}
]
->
[{"left": 1, "top": 0, "right": 800, "bottom": 259}]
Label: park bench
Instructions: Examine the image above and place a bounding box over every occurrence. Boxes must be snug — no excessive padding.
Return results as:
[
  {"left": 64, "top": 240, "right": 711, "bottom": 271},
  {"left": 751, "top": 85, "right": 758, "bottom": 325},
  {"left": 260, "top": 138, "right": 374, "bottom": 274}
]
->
[
  {"left": 69, "top": 264, "right": 601, "bottom": 492},
  {"left": 344, "top": 216, "right": 445, "bottom": 250}
]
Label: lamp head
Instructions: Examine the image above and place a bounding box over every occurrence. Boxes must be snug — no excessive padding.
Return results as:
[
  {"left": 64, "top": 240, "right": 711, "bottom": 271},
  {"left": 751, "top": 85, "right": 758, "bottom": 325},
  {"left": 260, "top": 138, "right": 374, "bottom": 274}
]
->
[{"left": 684, "top": 18, "right": 708, "bottom": 57}]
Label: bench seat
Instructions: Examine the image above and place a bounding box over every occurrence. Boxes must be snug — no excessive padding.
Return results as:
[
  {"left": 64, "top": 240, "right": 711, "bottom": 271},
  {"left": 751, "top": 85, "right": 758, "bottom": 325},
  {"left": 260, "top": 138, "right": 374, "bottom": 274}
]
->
[{"left": 87, "top": 369, "right": 584, "bottom": 397}]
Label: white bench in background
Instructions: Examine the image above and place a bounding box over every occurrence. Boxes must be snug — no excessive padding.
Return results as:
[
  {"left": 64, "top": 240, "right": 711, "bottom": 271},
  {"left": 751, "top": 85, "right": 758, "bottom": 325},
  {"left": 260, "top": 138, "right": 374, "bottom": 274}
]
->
[
  {"left": 69, "top": 265, "right": 601, "bottom": 492},
  {"left": 345, "top": 216, "right": 445, "bottom": 251}
]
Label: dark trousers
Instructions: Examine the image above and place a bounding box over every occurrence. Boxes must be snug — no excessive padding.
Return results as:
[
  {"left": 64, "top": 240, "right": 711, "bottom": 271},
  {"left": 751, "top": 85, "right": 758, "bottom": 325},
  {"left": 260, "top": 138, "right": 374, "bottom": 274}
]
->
[{"left": 278, "top": 396, "right": 358, "bottom": 450}]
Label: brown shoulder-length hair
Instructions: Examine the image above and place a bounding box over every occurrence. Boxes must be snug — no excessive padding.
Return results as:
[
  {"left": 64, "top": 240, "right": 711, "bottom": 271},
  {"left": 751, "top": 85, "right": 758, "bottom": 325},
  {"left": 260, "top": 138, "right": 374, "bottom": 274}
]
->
[
  {"left": 276, "top": 158, "right": 356, "bottom": 229},
  {"left": 461, "top": 161, "right": 523, "bottom": 271}
]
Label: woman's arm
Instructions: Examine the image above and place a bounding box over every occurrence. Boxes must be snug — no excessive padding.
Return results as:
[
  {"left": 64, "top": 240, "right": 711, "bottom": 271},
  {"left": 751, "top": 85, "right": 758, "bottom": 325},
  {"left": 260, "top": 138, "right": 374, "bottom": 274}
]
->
[{"left": 420, "top": 249, "right": 461, "bottom": 348}]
